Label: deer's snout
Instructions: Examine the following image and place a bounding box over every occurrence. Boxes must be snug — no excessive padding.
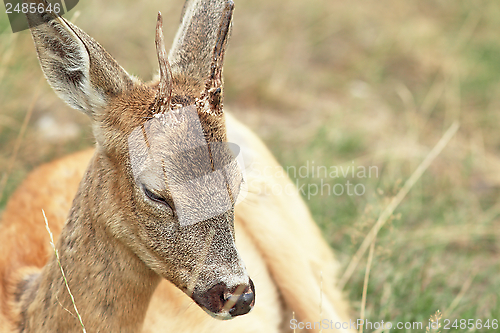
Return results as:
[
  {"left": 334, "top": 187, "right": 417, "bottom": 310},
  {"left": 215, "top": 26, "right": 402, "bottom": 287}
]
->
[{"left": 194, "top": 279, "right": 255, "bottom": 319}]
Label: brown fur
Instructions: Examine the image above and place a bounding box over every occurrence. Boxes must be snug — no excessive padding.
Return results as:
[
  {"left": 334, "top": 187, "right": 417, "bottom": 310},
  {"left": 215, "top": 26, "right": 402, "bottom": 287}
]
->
[{"left": 0, "top": 1, "right": 353, "bottom": 332}]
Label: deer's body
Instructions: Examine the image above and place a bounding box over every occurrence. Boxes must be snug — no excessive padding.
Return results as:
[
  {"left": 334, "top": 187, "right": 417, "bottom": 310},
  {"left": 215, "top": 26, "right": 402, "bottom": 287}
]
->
[
  {"left": 0, "top": 116, "right": 284, "bottom": 333},
  {"left": 0, "top": 0, "right": 352, "bottom": 332}
]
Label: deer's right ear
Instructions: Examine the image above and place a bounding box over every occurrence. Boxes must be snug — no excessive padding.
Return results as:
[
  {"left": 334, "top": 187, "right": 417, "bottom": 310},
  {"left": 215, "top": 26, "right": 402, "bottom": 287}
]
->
[{"left": 26, "top": 6, "right": 134, "bottom": 117}]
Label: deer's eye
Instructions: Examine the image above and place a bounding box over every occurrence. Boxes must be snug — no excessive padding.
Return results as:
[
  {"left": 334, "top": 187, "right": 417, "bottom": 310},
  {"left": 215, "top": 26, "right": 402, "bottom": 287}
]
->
[{"left": 143, "top": 186, "right": 173, "bottom": 211}]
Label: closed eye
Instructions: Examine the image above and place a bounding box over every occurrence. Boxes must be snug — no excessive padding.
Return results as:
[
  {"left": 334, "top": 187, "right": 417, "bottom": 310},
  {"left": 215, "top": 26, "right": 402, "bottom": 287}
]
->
[{"left": 143, "top": 186, "right": 173, "bottom": 211}]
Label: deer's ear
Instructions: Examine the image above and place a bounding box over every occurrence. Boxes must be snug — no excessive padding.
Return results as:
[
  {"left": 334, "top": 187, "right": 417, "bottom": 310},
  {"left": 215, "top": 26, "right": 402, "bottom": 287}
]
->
[
  {"left": 27, "top": 8, "right": 134, "bottom": 117},
  {"left": 168, "top": 0, "right": 234, "bottom": 84}
]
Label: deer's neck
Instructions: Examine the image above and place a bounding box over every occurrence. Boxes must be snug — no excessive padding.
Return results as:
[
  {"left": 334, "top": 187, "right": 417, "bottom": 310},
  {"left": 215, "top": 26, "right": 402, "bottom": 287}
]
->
[{"left": 20, "top": 155, "right": 161, "bottom": 332}]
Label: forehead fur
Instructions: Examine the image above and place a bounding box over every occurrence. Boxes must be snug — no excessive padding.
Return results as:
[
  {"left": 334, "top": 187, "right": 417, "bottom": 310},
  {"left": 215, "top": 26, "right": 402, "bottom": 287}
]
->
[{"left": 96, "top": 77, "right": 227, "bottom": 159}]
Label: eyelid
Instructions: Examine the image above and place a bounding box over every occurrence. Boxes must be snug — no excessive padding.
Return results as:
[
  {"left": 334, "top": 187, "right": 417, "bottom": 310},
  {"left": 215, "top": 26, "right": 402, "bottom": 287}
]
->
[{"left": 143, "top": 186, "right": 173, "bottom": 211}]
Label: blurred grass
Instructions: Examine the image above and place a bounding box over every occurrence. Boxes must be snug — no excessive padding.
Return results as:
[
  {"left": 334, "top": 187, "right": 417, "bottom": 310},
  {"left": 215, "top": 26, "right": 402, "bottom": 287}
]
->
[{"left": 1, "top": 0, "right": 500, "bottom": 331}]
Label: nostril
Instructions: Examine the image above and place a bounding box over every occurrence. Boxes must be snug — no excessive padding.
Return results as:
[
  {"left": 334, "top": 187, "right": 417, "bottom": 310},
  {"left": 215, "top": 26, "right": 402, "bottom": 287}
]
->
[
  {"left": 193, "top": 280, "right": 255, "bottom": 318},
  {"left": 195, "top": 282, "right": 228, "bottom": 314},
  {"left": 228, "top": 279, "right": 255, "bottom": 317}
]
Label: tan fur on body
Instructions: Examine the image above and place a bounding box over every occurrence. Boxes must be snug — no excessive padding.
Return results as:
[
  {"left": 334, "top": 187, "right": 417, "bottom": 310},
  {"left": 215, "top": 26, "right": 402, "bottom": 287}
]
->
[{"left": 0, "top": 0, "right": 352, "bottom": 332}]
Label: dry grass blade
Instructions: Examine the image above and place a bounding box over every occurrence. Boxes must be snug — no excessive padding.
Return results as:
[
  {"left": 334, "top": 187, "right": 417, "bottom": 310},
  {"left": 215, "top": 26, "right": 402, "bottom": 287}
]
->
[
  {"left": 222, "top": 284, "right": 246, "bottom": 313},
  {"left": 0, "top": 33, "right": 18, "bottom": 85},
  {"left": 339, "top": 121, "right": 460, "bottom": 290},
  {"left": 443, "top": 270, "right": 476, "bottom": 318},
  {"left": 319, "top": 271, "right": 323, "bottom": 333},
  {"left": 0, "top": 77, "right": 43, "bottom": 203},
  {"left": 70, "top": 10, "right": 81, "bottom": 23},
  {"left": 42, "top": 210, "right": 87, "bottom": 333},
  {"left": 358, "top": 241, "right": 375, "bottom": 333}
]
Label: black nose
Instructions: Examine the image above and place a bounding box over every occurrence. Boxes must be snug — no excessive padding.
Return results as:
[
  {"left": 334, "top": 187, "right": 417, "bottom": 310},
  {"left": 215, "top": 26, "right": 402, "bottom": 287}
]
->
[
  {"left": 196, "top": 279, "right": 255, "bottom": 317},
  {"left": 227, "top": 279, "right": 255, "bottom": 317}
]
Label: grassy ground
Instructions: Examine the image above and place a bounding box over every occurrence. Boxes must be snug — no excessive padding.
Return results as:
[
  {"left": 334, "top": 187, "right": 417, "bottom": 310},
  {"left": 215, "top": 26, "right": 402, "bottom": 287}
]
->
[{"left": 1, "top": 0, "right": 500, "bottom": 332}]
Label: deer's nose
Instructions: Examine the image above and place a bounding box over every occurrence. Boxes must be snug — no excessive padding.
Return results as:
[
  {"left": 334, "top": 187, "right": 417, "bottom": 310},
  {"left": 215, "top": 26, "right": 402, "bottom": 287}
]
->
[
  {"left": 227, "top": 279, "right": 255, "bottom": 317},
  {"left": 200, "top": 279, "right": 255, "bottom": 317}
]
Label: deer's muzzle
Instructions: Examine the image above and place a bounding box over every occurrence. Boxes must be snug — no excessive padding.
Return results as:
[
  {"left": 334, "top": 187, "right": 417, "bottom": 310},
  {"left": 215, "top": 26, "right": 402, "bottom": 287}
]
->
[{"left": 193, "top": 279, "right": 255, "bottom": 320}]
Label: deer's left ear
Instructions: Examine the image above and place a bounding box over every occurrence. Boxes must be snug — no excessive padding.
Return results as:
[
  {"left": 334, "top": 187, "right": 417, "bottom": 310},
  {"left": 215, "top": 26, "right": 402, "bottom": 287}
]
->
[{"left": 27, "top": 3, "right": 134, "bottom": 118}]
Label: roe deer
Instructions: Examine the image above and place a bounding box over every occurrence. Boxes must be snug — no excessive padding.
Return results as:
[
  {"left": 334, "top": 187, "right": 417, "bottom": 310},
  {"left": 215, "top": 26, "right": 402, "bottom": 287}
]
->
[{"left": 0, "top": 0, "right": 353, "bottom": 332}]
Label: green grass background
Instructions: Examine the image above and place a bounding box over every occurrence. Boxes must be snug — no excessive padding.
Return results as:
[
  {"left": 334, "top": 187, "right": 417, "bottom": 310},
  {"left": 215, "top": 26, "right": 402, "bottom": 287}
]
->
[{"left": 1, "top": 0, "right": 500, "bottom": 332}]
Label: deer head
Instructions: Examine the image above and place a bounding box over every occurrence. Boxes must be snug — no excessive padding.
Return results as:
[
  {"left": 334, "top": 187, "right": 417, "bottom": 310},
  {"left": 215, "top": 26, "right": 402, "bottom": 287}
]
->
[{"left": 26, "top": 0, "right": 254, "bottom": 320}]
